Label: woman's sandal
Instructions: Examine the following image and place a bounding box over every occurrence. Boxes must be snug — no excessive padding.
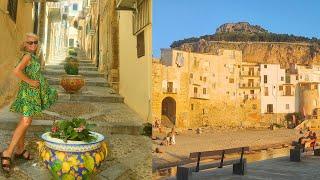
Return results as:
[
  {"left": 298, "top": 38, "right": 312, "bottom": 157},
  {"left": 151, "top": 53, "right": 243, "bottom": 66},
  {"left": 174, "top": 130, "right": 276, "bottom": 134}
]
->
[
  {"left": 14, "top": 149, "right": 33, "bottom": 160},
  {"left": 0, "top": 151, "right": 11, "bottom": 173}
]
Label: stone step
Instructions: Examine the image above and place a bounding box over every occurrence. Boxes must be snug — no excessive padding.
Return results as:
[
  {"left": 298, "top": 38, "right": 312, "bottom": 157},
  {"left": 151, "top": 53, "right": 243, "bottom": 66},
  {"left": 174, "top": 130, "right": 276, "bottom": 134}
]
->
[
  {"left": 54, "top": 85, "right": 123, "bottom": 102},
  {"left": 0, "top": 103, "right": 144, "bottom": 136},
  {"left": 57, "top": 93, "right": 124, "bottom": 103},
  {"left": 46, "top": 63, "right": 97, "bottom": 67},
  {"left": 45, "top": 65, "right": 98, "bottom": 71},
  {"left": 44, "top": 69, "right": 104, "bottom": 78},
  {"left": 47, "top": 59, "right": 95, "bottom": 64},
  {"left": 45, "top": 75, "right": 109, "bottom": 87},
  {"left": 0, "top": 118, "right": 143, "bottom": 135}
]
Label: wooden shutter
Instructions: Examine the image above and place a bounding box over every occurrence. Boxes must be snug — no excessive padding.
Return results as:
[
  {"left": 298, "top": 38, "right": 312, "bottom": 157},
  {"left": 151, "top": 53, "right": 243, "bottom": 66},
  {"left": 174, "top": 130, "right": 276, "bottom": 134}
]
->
[{"left": 7, "top": 0, "right": 18, "bottom": 22}]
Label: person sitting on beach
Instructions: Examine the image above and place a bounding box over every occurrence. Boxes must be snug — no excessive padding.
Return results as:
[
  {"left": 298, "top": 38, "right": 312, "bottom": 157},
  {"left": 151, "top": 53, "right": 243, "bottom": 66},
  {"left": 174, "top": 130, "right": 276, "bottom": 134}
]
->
[
  {"left": 160, "top": 133, "right": 170, "bottom": 146},
  {"left": 306, "top": 132, "right": 317, "bottom": 148},
  {"left": 298, "top": 131, "right": 317, "bottom": 149}
]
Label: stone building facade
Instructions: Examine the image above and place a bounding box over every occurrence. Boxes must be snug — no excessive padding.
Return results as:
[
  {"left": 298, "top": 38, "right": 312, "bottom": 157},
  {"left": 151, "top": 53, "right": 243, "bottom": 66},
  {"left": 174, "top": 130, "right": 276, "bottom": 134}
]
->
[
  {"left": 152, "top": 49, "right": 262, "bottom": 128},
  {"left": 78, "top": 0, "right": 152, "bottom": 122},
  {"left": 153, "top": 48, "right": 320, "bottom": 129}
]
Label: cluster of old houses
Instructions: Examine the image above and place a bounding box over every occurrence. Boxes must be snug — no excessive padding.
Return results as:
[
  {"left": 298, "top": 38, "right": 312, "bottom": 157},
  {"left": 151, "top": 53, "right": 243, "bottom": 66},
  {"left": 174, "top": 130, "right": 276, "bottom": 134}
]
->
[
  {"left": 0, "top": 0, "right": 152, "bottom": 123},
  {"left": 152, "top": 49, "right": 320, "bottom": 128}
]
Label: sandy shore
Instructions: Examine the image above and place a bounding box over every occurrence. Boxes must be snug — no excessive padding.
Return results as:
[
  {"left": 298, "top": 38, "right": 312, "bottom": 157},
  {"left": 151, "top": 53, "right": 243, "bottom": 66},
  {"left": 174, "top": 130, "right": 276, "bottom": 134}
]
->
[{"left": 152, "top": 128, "right": 313, "bottom": 170}]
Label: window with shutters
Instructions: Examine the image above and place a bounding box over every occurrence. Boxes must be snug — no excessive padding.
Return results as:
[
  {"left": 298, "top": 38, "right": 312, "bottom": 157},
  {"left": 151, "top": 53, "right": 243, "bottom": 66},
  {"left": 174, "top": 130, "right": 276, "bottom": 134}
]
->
[
  {"left": 73, "top": 3, "right": 78, "bottom": 11},
  {"left": 203, "top": 88, "right": 207, "bottom": 95},
  {"left": 167, "top": 82, "right": 173, "bottom": 93},
  {"left": 267, "top": 104, "right": 273, "bottom": 113},
  {"left": 133, "top": 0, "right": 151, "bottom": 34},
  {"left": 286, "top": 104, "right": 290, "bottom": 109},
  {"left": 264, "top": 87, "right": 269, "bottom": 96},
  {"left": 7, "top": 0, "right": 18, "bottom": 22},
  {"left": 264, "top": 75, "right": 268, "bottom": 83},
  {"left": 137, "top": 30, "right": 145, "bottom": 58}
]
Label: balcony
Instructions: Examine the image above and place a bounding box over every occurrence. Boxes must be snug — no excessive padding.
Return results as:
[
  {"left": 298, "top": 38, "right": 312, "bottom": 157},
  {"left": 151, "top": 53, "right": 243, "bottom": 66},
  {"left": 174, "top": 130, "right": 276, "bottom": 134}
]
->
[
  {"left": 116, "top": 0, "right": 136, "bottom": 11},
  {"left": 24, "top": 0, "right": 62, "bottom": 2},
  {"left": 48, "top": 7, "right": 61, "bottom": 22},
  {"left": 162, "top": 87, "right": 177, "bottom": 94},
  {"left": 88, "top": 29, "right": 95, "bottom": 36},
  {"left": 244, "top": 94, "right": 258, "bottom": 100},
  {"left": 240, "top": 71, "right": 260, "bottom": 77},
  {"left": 239, "top": 83, "right": 260, "bottom": 89},
  {"left": 286, "top": 69, "right": 298, "bottom": 74},
  {"left": 90, "top": 0, "right": 97, "bottom": 5},
  {"left": 191, "top": 93, "right": 210, "bottom": 100},
  {"left": 279, "top": 92, "right": 295, "bottom": 96},
  {"left": 189, "top": 79, "right": 202, "bottom": 86}
]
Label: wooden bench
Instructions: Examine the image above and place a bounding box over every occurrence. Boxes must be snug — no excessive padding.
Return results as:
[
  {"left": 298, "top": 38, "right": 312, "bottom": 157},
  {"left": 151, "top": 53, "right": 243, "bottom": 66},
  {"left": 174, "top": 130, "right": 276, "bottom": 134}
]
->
[
  {"left": 176, "top": 147, "right": 249, "bottom": 180},
  {"left": 290, "top": 140, "right": 320, "bottom": 162}
]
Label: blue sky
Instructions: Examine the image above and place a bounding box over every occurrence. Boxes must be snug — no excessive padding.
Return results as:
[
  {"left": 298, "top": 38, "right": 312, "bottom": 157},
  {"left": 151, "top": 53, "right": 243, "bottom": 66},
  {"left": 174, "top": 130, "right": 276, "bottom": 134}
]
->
[{"left": 153, "top": 0, "right": 320, "bottom": 58}]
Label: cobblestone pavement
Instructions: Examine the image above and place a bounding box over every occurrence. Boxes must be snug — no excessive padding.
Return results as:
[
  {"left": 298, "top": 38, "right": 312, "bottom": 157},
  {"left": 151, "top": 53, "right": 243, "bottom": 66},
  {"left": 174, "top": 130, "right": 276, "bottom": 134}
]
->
[{"left": 0, "top": 130, "right": 151, "bottom": 179}]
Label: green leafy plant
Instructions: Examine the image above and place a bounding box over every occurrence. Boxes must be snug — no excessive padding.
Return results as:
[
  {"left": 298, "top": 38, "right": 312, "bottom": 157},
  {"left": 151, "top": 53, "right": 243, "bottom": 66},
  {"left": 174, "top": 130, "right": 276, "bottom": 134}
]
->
[
  {"left": 64, "top": 56, "right": 79, "bottom": 75},
  {"left": 68, "top": 48, "right": 78, "bottom": 56},
  {"left": 50, "top": 118, "right": 97, "bottom": 142},
  {"left": 141, "top": 123, "right": 152, "bottom": 137}
]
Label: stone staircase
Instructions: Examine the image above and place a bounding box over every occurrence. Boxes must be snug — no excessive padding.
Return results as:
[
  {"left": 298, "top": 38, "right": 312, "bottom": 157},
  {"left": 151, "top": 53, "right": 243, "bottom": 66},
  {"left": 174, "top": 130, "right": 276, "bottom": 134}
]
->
[
  {"left": 44, "top": 51, "right": 123, "bottom": 103},
  {"left": 0, "top": 49, "right": 146, "bottom": 135},
  {"left": 0, "top": 49, "right": 151, "bottom": 179}
]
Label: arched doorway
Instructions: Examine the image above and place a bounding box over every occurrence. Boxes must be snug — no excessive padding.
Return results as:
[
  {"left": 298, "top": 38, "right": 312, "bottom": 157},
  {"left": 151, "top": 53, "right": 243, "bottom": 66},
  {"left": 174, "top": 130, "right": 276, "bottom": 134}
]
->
[{"left": 161, "top": 97, "right": 176, "bottom": 125}]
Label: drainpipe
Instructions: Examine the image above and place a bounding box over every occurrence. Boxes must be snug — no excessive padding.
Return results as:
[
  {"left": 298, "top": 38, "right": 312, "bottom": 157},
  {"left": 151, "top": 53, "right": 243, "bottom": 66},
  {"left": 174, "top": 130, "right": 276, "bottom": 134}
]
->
[
  {"left": 33, "top": 2, "right": 39, "bottom": 34},
  {"left": 96, "top": 11, "right": 100, "bottom": 68},
  {"left": 38, "top": 2, "right": 46, "bottom": 67}
]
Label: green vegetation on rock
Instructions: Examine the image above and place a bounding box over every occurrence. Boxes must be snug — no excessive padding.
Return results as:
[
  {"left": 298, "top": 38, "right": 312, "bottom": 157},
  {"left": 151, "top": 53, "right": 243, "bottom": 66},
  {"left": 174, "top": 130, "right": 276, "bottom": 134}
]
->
[{"left": 170, "top": 22, "right": 320, "bottom": 48}]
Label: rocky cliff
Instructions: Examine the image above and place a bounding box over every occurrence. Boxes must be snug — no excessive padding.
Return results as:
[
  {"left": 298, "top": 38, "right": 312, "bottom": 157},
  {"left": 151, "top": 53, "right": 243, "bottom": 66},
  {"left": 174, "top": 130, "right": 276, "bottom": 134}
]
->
[
  {"left": 216, "top": 22, "right": 268, "bottom": 34},
  {"left": 172, "top": 22, "right": 320, "bottom": 68},
  {"left": 177, "top": 40, "right": 320, "bottom": 68}
]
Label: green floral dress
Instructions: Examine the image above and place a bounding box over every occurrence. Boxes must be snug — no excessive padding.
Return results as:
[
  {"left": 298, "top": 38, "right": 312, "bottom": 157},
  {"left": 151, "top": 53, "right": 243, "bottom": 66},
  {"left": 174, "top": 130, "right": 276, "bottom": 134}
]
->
[{"left": 10, "top": 52, "right": 58, "bottom": 117}]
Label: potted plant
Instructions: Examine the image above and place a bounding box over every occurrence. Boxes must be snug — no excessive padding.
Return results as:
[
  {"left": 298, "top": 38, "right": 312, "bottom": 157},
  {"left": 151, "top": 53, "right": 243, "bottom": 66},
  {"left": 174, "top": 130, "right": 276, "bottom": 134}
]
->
[
  {"left": 38, "top": 118, "right": 108, "bottom": 179},
  {"left": 60, "top": 56, "right": 85, "bottom": 93},
  {"left": 68, "top": 48, "right": 78, "bottom": 57}
]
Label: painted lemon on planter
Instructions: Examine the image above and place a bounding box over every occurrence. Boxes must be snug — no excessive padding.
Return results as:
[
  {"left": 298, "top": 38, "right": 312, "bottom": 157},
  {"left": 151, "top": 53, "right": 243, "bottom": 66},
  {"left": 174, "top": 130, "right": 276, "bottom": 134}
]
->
[{"left": 38, "top": 132, "right": 107, "bottom": 180}]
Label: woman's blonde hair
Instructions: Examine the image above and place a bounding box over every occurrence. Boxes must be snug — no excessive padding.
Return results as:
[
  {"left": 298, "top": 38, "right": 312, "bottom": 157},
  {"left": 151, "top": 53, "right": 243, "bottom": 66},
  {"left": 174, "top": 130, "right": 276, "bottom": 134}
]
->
[{"left": 20, "top": 33, "right": 40, "bottom": 53}]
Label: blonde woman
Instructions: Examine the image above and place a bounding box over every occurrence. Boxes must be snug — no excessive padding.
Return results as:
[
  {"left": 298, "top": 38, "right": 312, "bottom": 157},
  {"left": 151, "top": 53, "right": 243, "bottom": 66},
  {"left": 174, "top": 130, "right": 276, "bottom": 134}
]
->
[{"left": 0, "top": 33, "right": 58, "bottom": 173}]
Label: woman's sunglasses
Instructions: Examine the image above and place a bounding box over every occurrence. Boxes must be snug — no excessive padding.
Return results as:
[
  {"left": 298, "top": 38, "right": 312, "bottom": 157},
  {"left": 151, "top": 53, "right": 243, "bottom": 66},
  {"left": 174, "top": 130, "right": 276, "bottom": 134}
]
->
[{"left": 26, "top": 41, "right": 38, "bottom": 45}]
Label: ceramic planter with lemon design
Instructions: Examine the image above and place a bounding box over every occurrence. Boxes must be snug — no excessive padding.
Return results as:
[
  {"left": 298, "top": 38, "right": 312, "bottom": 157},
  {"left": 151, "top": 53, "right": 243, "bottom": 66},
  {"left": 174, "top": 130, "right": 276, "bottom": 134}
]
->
[{"left": 38, "top": 132, "right": 108, "bottom": 180}]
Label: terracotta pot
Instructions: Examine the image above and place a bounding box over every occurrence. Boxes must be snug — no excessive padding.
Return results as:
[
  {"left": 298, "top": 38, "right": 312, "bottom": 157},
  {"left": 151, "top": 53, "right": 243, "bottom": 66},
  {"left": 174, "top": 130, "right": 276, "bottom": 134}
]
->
[
  {"left": 38, "top": 132, "right": 108, "bottom": 179},
  {"left": 60, "top": 75, "right": 85, "bottom": 93}
]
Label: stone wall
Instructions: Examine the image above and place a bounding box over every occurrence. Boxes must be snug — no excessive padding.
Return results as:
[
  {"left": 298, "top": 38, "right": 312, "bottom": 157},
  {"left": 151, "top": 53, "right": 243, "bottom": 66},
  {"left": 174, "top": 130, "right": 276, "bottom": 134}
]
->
[
  {"left": 99, "top": 0, "right": 119, "bottom": 91},
  {"left": 0, "top": 2, "right": 34, "bottom": 108}
]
